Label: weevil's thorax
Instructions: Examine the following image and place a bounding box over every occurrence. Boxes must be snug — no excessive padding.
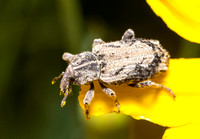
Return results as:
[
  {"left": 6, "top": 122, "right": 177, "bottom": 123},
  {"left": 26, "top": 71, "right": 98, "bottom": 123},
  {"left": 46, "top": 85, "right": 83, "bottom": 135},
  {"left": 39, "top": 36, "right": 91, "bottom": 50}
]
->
[{"left": 70, "top": 52, "right": 100, "bottom": 85}]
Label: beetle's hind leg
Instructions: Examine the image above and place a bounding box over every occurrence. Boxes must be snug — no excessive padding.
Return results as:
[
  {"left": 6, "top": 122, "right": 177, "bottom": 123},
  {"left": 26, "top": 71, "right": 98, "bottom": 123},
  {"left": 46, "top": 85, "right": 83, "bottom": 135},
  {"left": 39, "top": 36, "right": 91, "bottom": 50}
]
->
[
  {"left": 83, "top": 83, "right": 95, "bottom": 119},
  {"left": 99, "top": 82, "right": 120, "bottom": 113},
  {"left": 130, "top": 80, "right": 175, "bottom": 99}
]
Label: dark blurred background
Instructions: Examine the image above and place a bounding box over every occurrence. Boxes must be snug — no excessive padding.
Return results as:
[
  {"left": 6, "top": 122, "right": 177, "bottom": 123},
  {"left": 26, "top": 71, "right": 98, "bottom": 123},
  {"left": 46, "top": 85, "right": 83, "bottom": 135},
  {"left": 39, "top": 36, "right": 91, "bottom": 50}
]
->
[{"left": 0, "top": 0, "right": 200, "bottom": 139}]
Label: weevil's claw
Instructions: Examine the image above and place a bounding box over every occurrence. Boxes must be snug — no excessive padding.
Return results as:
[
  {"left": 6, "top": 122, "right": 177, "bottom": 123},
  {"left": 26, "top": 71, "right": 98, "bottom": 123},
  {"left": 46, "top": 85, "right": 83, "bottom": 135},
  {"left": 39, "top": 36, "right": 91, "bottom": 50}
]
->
[
  {"left": 61, "top": 100, "right": 66, "bottom": 107},
  {"left": 84, "top": 103, "right": 90, "bottom": 119},
  {"left": 115, "top": 99, "right": 120, "bottom": 113},
  {"left": 59, "top": 90, "right": 62, "bottom": 95},
  {"left": 165, "top": 87, "right": 176, "bottom": 99},
  {"left": 60, "top": 88, "right": 67, "bottom": 95},
  {"left": 60, "top": 88, "right": 69, "bottom": 107},
  {"left": 60, "top": 89, "right": 64, "bottom": 95},
  {"left": 51, "top": 78, "right": 57, "bottom": 85},
  {"left": 85, "top": 110, "right": 90, "bottom": 119},
  {"left": 52, "top": 72, "right": 65, "bottom": 85},
  {"left": 60, "top": 95, "right": 67, "bottom": 107}
]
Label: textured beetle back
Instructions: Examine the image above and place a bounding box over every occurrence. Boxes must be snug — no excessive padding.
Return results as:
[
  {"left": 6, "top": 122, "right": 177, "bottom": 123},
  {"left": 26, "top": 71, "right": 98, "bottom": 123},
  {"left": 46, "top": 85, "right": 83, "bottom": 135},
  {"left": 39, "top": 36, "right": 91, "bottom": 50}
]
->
[{"left": 92, "top": 39, "right": 169, "bottom": 85}]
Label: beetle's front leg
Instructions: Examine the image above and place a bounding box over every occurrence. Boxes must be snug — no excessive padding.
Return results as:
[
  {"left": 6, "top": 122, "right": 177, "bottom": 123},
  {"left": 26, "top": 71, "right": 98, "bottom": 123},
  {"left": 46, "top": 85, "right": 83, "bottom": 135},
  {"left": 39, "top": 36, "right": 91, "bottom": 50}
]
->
[
  {"left": 60, "top": 69, "right": 73, "bottom": 107},
  {"left": 83, "top": 83, "right": 95, "bottom": 119},
  {"left": 132, "top": 80, "right": 175, "bottom": 99},
  {"left": 100, "top": 82, "right": 120, "bottom": 113},
  {"left": 60, "top": 78, "right": 72, "bottom": 107}
]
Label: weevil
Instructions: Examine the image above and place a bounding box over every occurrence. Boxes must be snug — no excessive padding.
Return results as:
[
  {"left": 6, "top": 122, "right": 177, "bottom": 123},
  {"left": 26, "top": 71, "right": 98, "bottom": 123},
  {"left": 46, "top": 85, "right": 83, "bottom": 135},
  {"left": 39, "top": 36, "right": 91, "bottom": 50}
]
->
[{"left": 52, "top": 29, "right": 175, "bottom": 119}]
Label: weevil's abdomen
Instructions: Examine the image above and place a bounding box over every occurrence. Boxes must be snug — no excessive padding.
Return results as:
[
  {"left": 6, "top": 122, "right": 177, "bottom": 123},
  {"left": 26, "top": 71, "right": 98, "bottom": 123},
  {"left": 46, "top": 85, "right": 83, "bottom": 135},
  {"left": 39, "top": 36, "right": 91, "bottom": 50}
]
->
[{"left": 92, "top": 39, "right": 170, "bottom": 85}]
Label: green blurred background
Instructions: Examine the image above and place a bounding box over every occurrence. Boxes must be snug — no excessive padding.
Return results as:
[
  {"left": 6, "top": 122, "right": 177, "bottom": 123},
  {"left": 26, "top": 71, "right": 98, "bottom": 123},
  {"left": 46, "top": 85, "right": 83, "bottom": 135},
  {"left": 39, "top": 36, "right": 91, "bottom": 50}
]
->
[{"left": 1, "top": 0, "right": 200, "bottom": 138}]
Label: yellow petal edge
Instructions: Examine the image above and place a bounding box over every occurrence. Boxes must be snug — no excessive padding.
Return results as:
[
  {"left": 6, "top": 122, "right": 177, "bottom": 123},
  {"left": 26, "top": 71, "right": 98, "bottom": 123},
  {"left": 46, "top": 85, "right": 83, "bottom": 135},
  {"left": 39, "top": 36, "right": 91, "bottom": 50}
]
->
[
  {"left": 146, "top": 0, "right": 200, "bottom": 44},
  {"left": 163, "top": 122, "right": 200, "bottom": 139},
  {"left": 78, "top": 58, "right": 200, "bottom": 128}
]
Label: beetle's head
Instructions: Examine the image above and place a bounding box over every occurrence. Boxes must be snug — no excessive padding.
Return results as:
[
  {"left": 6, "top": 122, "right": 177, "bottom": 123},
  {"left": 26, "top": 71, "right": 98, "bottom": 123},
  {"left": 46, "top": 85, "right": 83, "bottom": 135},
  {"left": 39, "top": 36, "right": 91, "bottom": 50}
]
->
[
  {"left": 62, "top": 52, "right": 99, "bottom": 85},
  {"left": 52, "top": 52, "right": 99, "bottom": 107}
]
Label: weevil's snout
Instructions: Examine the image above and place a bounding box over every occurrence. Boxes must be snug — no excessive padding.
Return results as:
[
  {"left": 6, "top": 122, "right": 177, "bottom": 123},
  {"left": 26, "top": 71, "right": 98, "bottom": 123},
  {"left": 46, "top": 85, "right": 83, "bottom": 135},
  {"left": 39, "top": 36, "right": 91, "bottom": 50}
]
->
[{"left": 62, "top": 52, "right": 74, "bottom": 63}]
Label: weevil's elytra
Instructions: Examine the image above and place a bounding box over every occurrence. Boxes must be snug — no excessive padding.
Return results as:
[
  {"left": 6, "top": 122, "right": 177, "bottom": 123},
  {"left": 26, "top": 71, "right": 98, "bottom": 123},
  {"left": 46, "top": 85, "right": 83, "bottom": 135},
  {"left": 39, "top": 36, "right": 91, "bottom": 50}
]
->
[{"left": 52, "top": 29, "right": 175, "bottom": 119}]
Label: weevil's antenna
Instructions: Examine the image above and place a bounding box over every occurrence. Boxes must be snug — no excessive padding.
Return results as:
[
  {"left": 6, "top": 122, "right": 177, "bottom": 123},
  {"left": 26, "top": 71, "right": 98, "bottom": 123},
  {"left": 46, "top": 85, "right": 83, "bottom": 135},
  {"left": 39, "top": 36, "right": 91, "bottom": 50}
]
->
[{"left": 52, "top": 72, "right": 65, "bottom": 85}]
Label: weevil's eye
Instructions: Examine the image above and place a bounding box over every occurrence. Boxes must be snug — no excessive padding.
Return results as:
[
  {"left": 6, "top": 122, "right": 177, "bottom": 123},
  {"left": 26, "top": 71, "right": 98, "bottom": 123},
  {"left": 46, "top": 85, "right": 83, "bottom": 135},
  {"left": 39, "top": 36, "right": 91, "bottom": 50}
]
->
[
  {"left": 92, "top": 38, "right": 105, "bottom": 47},
  {"left": 78, "top": 52, "right": 96, "bottom": 64}
]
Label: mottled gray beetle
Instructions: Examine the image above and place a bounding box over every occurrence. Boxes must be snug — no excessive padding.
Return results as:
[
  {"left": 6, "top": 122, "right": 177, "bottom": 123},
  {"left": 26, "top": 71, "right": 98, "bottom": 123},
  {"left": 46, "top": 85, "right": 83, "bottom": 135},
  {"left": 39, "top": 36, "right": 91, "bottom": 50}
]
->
[{"left": 52, "top": 29, "right": 175, "bottom": 119}]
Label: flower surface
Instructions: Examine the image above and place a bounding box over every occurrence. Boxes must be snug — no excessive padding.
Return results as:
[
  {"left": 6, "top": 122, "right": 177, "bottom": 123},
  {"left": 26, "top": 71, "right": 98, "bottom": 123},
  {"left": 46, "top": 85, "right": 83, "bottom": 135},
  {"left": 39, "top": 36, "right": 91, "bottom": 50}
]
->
[
  {"left": 146, "top": 0, "right": 200, "bottom": 43},
  {"left": 78, "top": 58, "right": 200, "bottom": 138}
]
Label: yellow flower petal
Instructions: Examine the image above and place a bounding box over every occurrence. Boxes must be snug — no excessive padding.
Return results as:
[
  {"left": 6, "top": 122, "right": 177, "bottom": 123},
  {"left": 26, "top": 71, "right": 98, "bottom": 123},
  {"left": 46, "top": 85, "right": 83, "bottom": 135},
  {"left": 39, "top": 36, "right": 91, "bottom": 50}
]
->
[
  {"left": 146, "top": 0, "right": 200, "bottom": 43},
  {"left": 163, "top": 122, "right": 200, "bottom": 139},
  {"left": 78, "top": 58, "right": 200, "bottom": 127}
]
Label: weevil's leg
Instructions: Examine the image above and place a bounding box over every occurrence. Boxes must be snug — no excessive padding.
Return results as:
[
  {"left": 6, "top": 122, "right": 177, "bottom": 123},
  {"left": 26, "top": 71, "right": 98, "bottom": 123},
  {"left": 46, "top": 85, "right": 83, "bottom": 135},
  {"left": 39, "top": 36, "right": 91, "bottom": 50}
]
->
[
  {"left": 60, "top": 67, "right": 73, "bottom": 107},
  {"left": 60, "top": 88, "right": 70, "bottom": 107},
  {"left": 52, "top": 72, "right": 65, "bottom": 85},
  {"left": 133, "top": 80, "right": 175, "bottom": 99},
  {"left": 83, "top": 83, "right": 95, "bottom": 119},
  {"left": 60, "top": 80, "right": 72, "bottom": 107},
  {"left": 99, "top": 82, "right": 120, "bottom": 113},
  {"left": 60, "top": 84, "right": 72, "bottom": 107},
  {"left": 60, "top": 81, "right": 73, "bottom": 107}
]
